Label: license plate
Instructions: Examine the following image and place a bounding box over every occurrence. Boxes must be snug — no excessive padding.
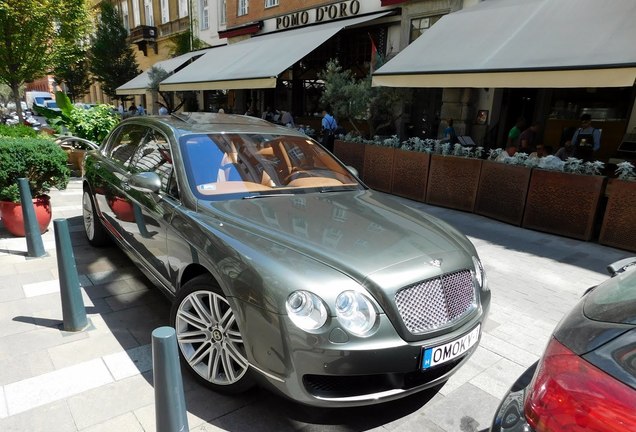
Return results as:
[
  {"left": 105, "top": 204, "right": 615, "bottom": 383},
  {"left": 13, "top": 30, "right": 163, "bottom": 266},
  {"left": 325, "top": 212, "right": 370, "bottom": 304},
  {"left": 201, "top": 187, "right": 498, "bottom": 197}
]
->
[{"left": 422, "top": 324, "right": 481, "bottom": 370}]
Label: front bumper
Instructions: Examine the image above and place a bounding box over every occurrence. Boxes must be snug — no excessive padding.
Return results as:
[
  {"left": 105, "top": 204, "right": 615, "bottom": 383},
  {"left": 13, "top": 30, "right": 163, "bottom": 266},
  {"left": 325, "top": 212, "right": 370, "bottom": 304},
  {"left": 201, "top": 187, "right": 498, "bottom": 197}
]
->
[{"left": 239, "top": 299, "right": 487, "bottom": 407}]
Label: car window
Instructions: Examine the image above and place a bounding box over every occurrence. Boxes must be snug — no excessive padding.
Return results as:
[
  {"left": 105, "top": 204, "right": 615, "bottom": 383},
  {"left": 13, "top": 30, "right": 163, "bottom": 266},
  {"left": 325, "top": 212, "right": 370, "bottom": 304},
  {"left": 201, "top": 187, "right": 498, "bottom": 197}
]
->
[
  {"left": 106, "top": 124, "right": 148, "bottom": 167},
  {"left": 584, "top": 267, "right": 636, "bottom": 324},
  {"left": 129, "top": 128, "right": 178, "bottom": 197},
  {"left": 179, "top": 133, "right": 362, "bottom": 199}
]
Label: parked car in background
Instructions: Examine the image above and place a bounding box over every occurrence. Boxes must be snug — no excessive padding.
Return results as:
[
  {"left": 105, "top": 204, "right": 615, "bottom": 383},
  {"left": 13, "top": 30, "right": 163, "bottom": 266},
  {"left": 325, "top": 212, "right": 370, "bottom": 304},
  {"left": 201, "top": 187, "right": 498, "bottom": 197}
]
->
[
  {"left": 491, "top": 257, "right": 636, "bottom": 432},
  {"left": 81, "top": 113, "right": 490, "bottom": 406},
  {"left": 26, "top": 91, "right": 53, "bottom": 112}
]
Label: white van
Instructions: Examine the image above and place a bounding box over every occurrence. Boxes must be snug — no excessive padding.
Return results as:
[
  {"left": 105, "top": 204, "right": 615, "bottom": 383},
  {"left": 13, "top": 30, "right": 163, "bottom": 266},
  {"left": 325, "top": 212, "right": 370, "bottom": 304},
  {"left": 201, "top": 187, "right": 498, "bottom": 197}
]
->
[{"left": 26, "top": 91, "right": 53, "bottom": 110}]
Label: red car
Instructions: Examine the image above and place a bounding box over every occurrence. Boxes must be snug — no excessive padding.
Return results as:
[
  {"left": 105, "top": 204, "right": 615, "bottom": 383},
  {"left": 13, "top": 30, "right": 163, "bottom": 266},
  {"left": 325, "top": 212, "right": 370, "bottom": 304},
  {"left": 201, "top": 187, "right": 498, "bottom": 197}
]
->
[{"left": 491, "top": 257, "right": 636, "bottom": 432}]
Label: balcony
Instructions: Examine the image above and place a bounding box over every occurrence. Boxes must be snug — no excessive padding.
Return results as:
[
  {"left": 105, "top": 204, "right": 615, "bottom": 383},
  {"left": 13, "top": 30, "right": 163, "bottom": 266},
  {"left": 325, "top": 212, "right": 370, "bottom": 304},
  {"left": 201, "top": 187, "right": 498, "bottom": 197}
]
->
[
  {"left": 128, "top": 25, "right": 158, "bottom": 56},
  {"left": 158, "top": 17, "right": 191, "bottom": 37}
]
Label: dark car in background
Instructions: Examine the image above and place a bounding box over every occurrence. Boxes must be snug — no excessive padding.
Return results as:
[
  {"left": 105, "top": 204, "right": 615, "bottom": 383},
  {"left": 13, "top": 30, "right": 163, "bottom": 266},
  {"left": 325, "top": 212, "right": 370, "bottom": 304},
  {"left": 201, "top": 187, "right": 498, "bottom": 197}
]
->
[
  {"left": 81, "top": 112, "right": 490, "bottom": 406},
  {"left": 491, "top": 257, "right": 636, "bottom": 432}
]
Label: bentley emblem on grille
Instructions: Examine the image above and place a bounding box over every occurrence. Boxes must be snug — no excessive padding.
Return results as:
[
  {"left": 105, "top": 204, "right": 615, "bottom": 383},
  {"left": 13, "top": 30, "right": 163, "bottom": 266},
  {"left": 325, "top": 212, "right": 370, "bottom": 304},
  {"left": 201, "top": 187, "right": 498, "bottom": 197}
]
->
[{"left": 430, "top": 259, "right": 443, "bottom": 267}]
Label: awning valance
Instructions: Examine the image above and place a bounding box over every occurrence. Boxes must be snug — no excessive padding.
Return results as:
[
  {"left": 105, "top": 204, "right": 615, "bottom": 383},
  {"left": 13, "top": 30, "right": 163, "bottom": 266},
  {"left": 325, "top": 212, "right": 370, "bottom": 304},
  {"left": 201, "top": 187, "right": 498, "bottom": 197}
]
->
[
  {"left": 372, "top": 0, "right": 636, "bottom": 88},
  {"left": 116, "top": 48, "right": 214, "bottom": 95},
  {"left": 160, "top": 12, "right": 390, "bottom": 92}
]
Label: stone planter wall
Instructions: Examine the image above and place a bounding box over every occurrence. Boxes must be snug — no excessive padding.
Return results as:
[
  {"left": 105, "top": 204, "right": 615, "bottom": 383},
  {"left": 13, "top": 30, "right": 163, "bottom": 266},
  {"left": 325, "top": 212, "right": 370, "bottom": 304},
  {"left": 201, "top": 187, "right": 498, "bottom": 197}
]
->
[
  {"left": 390, "top": 149, "right": 430, "bottom": 202},
  {"left": 333, "top": 140, "right": 366, "bottom": 179},
  {"left": 599, "top": 179, "right": 636, "bottom": 251},
  {"left": 362, "top": 145, "right": 396, "bottom": 193}
]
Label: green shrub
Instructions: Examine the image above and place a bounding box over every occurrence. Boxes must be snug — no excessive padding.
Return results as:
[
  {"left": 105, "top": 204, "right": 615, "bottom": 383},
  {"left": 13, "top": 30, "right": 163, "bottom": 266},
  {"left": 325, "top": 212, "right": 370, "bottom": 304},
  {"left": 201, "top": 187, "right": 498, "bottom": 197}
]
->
[
  {"left": 0, "top": 137, "right": 70, "bottom": 202},
  {"left": 53, "top": 92, "right": 119, "bottom": 144},
  {"left": 0, "top": 124, "right": 39, "bottom": 138}
]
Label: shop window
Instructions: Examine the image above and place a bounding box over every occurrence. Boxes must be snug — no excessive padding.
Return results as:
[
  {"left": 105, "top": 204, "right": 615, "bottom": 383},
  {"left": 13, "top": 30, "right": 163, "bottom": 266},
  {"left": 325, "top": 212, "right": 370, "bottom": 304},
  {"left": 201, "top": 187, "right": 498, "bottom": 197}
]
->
[
  {"left": 410, "top": 15, "right": 442, "bottom": 43},
  {"left": 265, "top": 0, "right": 278, "bottom": 7},
  {"left": 238, "top": 0, "right": 248, "bottom": 16}
]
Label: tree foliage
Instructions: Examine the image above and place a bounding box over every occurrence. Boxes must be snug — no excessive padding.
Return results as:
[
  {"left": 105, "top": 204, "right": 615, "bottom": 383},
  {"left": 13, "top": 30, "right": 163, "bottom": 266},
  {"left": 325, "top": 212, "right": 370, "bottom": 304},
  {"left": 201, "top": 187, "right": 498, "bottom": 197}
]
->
[
  {"left": 52, "top": 0, "right": 93, "bottom": 102},
  {"left": 0, "top": 0, "right": 60, "bottom": 118},
  {"left": 169, "top": 30, "right": 207, "bottom": 57},
  {"left": 90, "top": 2, "right": 140, "bottom": 100},
  {"left": 319, "top": 59, "right": 402, "bottom": 138}
]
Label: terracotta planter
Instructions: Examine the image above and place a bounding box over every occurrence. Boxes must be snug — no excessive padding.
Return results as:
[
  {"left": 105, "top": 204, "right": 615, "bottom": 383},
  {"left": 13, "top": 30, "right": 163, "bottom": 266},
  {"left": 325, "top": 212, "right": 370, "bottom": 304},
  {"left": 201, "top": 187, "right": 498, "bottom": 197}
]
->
[
  {"left": 333, "top": 139, "right": 366, "bottom": 179},
  {"left": 599, "top": 178, "right": 636, "bottom": 251},
  {"left": 0, "top": 195, "right": 52, "bottom": 237},
  {"left": 390, "top": 149, "right": 430, "bottom": 202},
  {"left": 362, "top": 145, "right": 395, "bottom": 192},
  {"left": 522, "top": 170, "right": 606, "bottom": 241},
  {"left": 426, "top": 155, "right": 483, "bottom": 212},
  {"left": 474, "top": 161, "right": 532, "bottom": 226}
]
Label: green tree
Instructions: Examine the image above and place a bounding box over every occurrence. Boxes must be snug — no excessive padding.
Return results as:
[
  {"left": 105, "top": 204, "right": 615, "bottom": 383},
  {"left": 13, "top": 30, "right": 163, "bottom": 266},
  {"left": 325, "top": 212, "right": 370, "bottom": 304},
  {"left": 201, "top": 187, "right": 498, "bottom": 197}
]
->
[
  {"left": 52, "top": 0, "right": 93, "bottom": 102},
  {"left": 0, "top": 0, "right": 60, "bottom": 120},
  {"left": 169, "top": 30, "right": 207, "bottom": 57},
  {"left": 319, "top": 59, "right": 403, "bottom": 138},
  {"left": 90, "top": 2, "right": 140, "bottom": 101}
]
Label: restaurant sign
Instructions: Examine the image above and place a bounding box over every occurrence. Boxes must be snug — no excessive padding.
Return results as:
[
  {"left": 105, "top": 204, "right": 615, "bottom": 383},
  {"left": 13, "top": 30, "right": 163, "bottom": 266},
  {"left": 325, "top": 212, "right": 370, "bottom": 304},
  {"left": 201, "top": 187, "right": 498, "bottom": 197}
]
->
[{"left": 276, "top": 0, "right": 361, "bottom": 30}]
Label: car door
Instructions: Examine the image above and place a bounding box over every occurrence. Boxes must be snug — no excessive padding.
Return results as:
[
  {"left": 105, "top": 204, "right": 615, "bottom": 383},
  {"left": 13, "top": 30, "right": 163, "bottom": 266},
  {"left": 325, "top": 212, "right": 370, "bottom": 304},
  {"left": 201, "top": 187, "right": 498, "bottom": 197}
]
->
[{"left": 123, "top": 126, "right": 180, "bottom": 287}]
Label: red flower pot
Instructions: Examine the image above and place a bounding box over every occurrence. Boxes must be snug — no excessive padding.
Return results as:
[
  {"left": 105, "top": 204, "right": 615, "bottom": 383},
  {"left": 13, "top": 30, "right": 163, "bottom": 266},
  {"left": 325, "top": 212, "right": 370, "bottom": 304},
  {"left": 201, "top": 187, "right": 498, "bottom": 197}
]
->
[{"left": 0, "top": 196, "right": 52, "bottom": 237}]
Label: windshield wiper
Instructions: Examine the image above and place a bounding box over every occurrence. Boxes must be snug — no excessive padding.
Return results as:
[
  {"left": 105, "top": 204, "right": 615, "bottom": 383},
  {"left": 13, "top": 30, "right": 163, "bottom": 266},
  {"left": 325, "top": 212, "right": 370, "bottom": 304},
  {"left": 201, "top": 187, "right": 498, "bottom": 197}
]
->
[
  {"left": 319, "top": 186, "right": 360, "bottom": 193},
  {"left": 242, "top": 193, "right": 295, "bottom": 200}
]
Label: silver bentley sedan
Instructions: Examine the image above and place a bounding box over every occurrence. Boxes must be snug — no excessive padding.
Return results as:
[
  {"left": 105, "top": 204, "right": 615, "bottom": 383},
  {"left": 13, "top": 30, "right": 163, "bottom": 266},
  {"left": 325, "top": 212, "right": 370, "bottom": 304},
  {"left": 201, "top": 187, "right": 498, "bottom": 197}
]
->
[{"left": 81, "top": 112, "right": 490, "bottom": 407}]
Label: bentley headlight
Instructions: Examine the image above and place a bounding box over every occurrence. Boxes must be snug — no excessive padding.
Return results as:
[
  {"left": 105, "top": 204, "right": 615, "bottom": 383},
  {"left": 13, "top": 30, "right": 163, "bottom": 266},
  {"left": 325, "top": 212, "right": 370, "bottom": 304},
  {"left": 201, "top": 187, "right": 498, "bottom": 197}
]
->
[
  {"left": 335, "top": 291, "right": 377, "bottom": 336},
  {"left": 286, "top": 291, "right": 328, "bottom": 331},
  {"left": 472, "top": 256, "right": 487, "bottom": 290}
]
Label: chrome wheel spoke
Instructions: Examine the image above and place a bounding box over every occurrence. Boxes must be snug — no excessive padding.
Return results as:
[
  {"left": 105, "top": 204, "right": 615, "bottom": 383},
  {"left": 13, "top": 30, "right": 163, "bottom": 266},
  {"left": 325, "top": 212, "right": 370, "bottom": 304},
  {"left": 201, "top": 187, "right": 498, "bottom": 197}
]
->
[
  {"left": 188, "top": 341, "right": 212, "bottom": 366},
  {"left": 190, "top": 293, "right": 213, "bottom": 325},
  {"left": 177, "top": 329, "right": 208, "bottom": 344},
  {"left": 177, "top": 308, "right": 208, "bottom": 330}
]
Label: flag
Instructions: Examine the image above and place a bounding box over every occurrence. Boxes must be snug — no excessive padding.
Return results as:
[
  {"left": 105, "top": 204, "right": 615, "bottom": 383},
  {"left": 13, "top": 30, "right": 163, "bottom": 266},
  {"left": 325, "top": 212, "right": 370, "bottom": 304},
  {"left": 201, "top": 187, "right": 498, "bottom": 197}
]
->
[{"left": 369, "top": 33, "right": 378, "bottom": 73}]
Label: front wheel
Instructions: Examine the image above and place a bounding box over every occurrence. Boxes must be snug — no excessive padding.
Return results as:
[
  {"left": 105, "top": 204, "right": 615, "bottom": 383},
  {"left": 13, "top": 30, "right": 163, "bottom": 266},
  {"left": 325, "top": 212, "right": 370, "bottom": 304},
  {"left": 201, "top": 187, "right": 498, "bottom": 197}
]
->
[{"left": 170, "top": 275, "right": 254, "bottom": 393}]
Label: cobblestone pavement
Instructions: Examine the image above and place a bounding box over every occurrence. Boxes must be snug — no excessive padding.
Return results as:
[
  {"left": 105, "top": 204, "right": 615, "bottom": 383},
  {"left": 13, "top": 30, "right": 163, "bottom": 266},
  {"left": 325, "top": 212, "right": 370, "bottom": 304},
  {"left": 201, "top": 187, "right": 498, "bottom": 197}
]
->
[{"left": 0, "top": 178, "right": 629, "bottom": 431}]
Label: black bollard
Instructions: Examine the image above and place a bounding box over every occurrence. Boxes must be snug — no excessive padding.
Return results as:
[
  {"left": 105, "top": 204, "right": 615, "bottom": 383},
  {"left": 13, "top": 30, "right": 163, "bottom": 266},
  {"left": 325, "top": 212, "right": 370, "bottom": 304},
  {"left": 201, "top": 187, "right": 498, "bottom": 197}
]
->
[
  {"left": 54, "top": 218, "right": 88, "bottom": 331},
  {"left": 17, "top": 178, "right": 45, "bottom": 258},
  {"left": 152, "top": 326, "right": 189, "bottom": 432}
]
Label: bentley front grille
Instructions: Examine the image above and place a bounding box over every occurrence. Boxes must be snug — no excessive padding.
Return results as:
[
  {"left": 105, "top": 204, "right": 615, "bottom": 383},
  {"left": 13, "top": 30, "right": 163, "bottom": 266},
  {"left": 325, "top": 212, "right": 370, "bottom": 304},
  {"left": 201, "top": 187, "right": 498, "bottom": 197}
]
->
[{"left": 395, "top": 270, "right": 477, "bottom": 334}]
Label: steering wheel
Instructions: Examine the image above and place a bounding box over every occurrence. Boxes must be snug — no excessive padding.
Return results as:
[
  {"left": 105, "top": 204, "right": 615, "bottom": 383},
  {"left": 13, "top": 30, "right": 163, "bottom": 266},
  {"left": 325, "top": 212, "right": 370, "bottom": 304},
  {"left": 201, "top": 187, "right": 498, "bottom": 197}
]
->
[{"left": 284, "top": 167, "right": 313, "bottom": 184}]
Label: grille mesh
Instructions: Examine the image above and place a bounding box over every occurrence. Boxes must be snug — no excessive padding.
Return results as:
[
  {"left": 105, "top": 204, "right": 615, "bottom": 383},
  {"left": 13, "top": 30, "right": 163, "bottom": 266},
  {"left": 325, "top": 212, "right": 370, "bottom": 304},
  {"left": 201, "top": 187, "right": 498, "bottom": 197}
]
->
[{"left": 395, "top": 270, "right": 476, "bottom": 334}]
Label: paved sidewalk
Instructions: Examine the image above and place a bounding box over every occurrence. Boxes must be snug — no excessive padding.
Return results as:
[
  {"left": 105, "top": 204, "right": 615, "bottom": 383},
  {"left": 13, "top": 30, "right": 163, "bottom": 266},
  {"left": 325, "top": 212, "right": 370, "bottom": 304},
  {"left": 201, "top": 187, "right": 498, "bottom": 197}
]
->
[{"left": 0, "top": 179, "right": 630, "bottom": 432}]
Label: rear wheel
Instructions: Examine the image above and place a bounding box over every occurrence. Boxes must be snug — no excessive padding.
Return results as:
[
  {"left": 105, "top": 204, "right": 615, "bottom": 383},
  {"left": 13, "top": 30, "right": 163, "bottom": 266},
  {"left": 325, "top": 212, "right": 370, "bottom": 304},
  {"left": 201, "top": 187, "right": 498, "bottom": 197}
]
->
[
  {"left": 82, "top": 189, "right": 110, "bottom": 246},
  {"left": 171, "top": 275, "right": 254, "bottom": 393}
]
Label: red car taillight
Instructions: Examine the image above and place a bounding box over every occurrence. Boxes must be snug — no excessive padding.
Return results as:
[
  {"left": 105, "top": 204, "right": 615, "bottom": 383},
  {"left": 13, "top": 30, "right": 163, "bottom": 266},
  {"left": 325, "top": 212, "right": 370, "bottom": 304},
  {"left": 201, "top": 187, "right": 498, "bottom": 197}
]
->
[{"left": 524, "top": 337, "right": 636, "bottom": 432}]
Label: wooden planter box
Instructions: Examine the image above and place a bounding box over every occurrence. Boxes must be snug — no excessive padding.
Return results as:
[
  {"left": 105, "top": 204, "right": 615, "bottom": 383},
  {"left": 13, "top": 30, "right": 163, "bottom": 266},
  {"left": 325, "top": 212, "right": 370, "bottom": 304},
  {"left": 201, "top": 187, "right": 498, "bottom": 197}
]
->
[
  {"left": 390, "top": 149, "right": 431, "bottom": 202},
  {"left": 363, "top": 145, "right": 395, "bottom": 193},
  {"left": 333, "top": 139, "right": 366, "bottom": 179},
  {"left": 599, "top": 178, "right": 636, "bottom": 251},
  {"left": 425, "top": 155, "right": 483, "bottom": 212},
  {"left": 474, "top": 161, "right": 532, "bottom": 226},
  {"left": 522, "top": 170, "right": 607, "bottom": 241}
]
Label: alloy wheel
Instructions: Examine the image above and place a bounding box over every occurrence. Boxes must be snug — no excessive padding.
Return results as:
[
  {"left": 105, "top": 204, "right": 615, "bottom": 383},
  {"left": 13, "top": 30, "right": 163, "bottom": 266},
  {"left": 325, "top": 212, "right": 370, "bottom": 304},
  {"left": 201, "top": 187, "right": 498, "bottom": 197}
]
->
[{"left": 175, "top": 290, "right": 249, "bottom": 386}]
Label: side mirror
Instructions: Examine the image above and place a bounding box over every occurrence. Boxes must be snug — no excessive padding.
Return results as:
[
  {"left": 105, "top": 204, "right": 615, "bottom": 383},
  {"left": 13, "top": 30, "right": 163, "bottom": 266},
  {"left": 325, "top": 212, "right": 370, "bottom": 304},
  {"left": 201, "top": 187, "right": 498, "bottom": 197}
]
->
[
  {"left": 607, "top": 257, "right": 636, "bottom": 277},
  {"left": 346, "top": 165, "right": 359, "bottom": 177},
  {"left": 129, "top": 172, "right": 161, "bottom": 194}
]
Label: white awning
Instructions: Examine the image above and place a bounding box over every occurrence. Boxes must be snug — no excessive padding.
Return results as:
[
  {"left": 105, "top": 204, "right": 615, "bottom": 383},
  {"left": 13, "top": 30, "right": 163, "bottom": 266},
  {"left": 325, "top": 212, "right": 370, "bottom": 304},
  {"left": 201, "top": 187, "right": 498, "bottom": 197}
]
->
[
  {"left": 160, "top": 12, "right": 390, "bottom": 91},
  {"left": 373, "top": 0, "right": 636, "bottom": 88},
  {"left": 116, "top": 48, "right": 215, "bottom": 95}
]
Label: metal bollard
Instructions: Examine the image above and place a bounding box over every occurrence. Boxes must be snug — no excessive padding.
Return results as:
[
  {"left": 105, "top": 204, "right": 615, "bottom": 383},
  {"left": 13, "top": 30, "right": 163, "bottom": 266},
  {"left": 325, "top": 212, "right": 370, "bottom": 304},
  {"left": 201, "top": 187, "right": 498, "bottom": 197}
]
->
[
  {"left": 54, "top": 218, "right": 88, "bottom": 331},
  {"left": 152, "top": 326, "right": 189, "bottom": 432},
  {"left": 17, "top": 178, "right": 45, "bottom": 258}
]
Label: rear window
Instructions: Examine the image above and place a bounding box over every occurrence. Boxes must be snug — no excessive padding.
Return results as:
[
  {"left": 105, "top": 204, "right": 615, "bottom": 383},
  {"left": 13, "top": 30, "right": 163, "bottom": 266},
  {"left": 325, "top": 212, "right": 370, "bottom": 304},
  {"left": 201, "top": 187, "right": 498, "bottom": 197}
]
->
[{"left": 584, "top": 267, "right": 636, "bottom": 324}]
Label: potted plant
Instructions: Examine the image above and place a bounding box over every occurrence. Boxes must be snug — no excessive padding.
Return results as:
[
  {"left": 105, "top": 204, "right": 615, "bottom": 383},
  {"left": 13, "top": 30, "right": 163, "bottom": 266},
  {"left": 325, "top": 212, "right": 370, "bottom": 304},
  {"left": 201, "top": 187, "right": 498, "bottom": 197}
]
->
[
  {"left": 0, "top": 136, "right": 70, "bottom": 236},
  {"left": 426, "top": 143, "right": 484, "bottom": 212},
  {"left": 599, "top": 161, "right": 636, "bottom": 251},
  {"left": 522, "top": 158, "right": 607, "bottom": 241}
]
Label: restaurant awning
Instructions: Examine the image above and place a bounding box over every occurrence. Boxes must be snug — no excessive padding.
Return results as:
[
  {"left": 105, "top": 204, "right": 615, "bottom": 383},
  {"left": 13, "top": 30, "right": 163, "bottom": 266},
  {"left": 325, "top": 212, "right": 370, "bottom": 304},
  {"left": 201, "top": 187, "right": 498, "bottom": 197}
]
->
[
  {"left": 116, "top": 48, "right": 214, "bottom": 95},
  {"left": 372, "top": 0, "right": 636, "bottom": 88},
  {"left": 160, "top": 12, "right": 390, "bottom": 92}
]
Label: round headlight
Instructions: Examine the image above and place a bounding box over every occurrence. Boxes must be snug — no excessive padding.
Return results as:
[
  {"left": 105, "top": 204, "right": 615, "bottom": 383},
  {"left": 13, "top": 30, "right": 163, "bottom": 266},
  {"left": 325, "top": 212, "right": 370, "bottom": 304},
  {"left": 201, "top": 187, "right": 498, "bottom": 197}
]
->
[
  {"left": 286, "top": 291, "right": 328, "bottom": 331},
  {"left": 335, "top": 291, "right": 377, "bottom": 337},
  {"left": 472, "top": 256, "right": 487, "bottom": 290}
]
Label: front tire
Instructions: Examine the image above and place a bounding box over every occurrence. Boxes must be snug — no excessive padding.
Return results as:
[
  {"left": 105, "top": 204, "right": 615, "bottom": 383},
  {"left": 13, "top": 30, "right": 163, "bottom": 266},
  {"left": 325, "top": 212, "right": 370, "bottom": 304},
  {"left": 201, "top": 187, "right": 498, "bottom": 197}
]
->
[{"left": 171, "top": 275, "right": 254, "bottom": 393}]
